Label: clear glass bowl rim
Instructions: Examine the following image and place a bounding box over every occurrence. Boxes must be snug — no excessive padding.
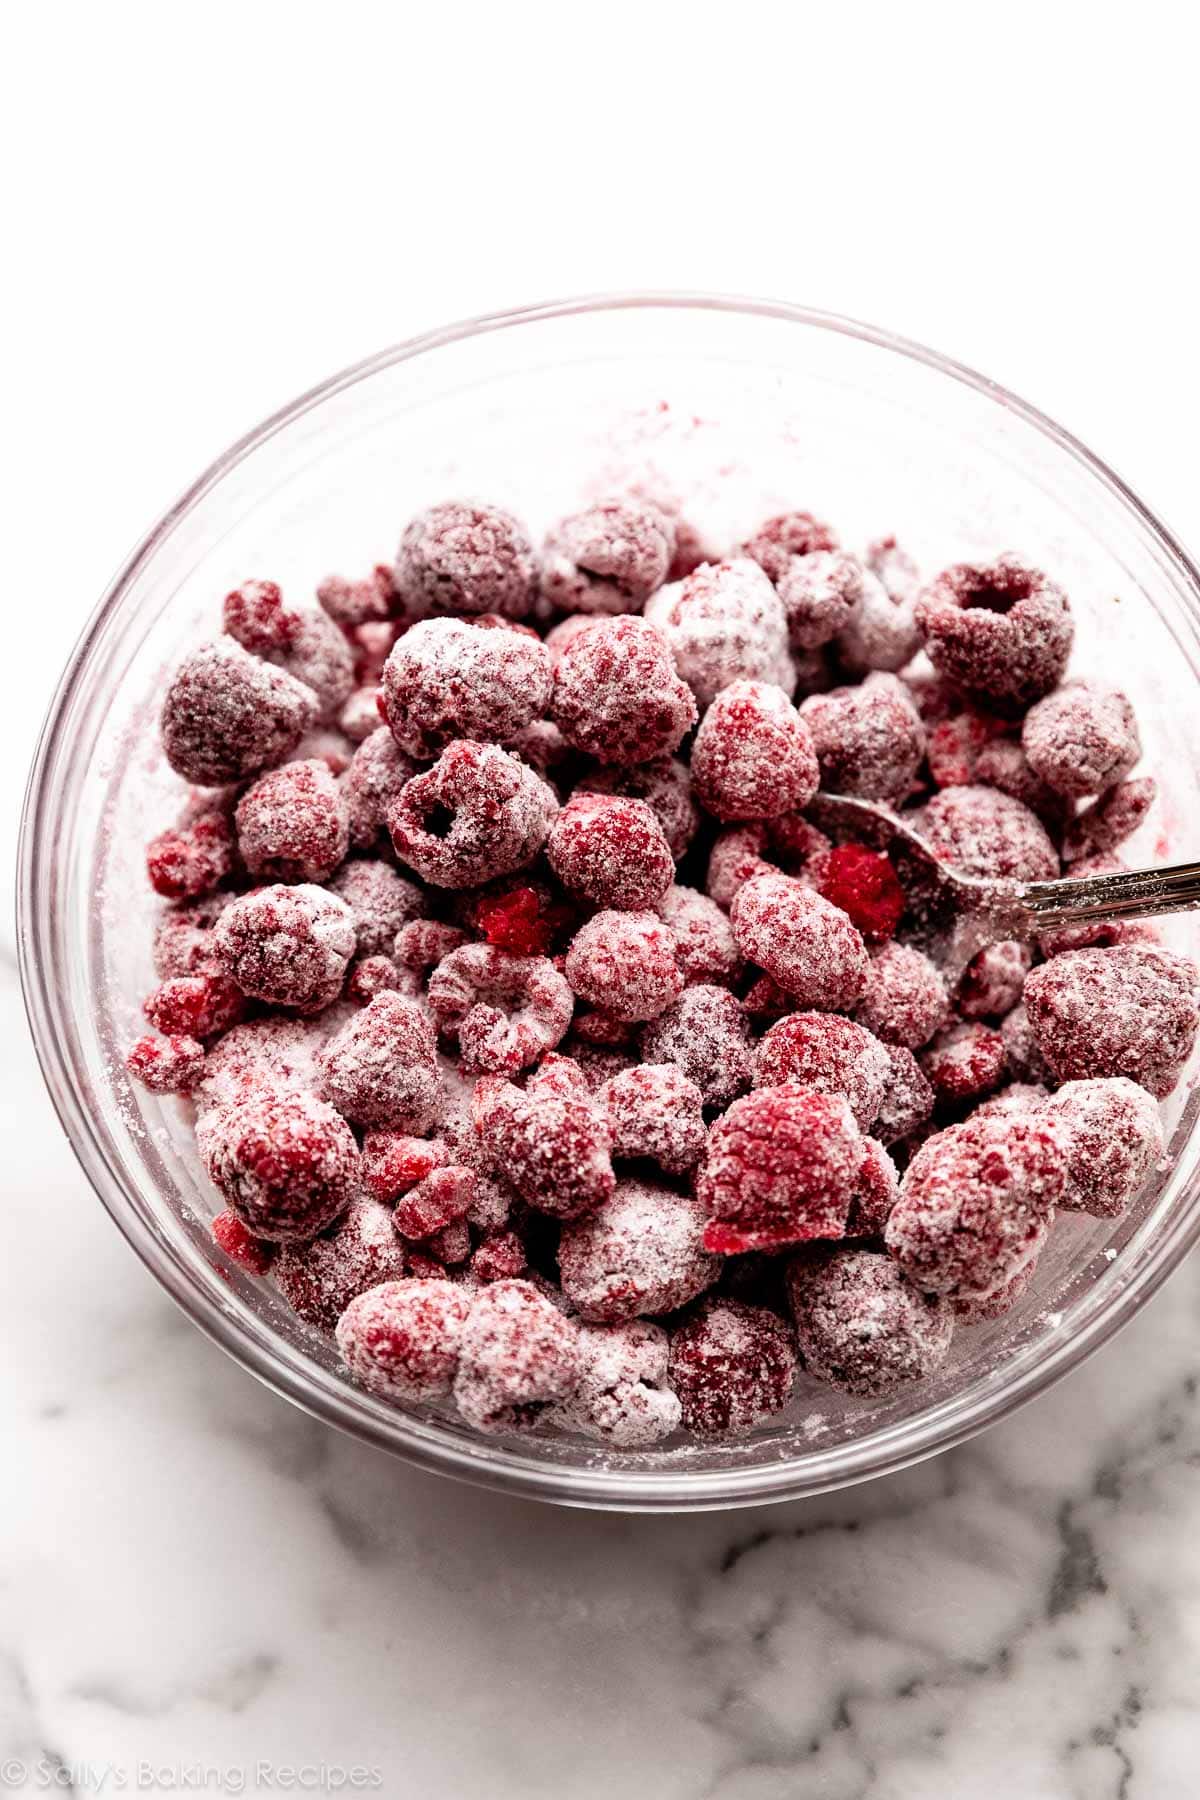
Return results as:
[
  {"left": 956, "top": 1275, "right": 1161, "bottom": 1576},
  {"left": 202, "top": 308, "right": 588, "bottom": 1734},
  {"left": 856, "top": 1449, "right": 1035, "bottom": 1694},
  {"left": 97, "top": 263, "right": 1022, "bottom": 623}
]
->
[{"left": 18, "top": 289, "right": 1200, "bottom": 1512}]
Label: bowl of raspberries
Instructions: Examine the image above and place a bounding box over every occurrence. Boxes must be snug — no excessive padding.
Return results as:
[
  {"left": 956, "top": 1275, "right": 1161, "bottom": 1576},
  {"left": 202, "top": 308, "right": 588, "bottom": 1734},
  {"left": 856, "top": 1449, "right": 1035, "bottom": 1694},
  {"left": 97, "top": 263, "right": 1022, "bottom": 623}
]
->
[{"left": 19, "top": 296, "right": 1200, "bottom": 1508}]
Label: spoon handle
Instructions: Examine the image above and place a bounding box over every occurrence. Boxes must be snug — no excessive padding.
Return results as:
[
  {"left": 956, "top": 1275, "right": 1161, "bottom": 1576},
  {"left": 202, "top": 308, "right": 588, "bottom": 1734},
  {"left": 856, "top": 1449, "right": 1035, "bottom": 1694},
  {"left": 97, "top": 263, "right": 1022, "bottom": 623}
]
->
[{"left": 1020, "top": 861, "right": 1200, "bottom": 931}]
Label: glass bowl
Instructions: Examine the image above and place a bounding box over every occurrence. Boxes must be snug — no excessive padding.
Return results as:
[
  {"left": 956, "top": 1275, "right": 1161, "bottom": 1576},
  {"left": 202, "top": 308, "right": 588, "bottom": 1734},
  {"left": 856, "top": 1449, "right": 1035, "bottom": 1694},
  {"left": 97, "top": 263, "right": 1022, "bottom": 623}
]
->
[{"left": 18, "top": 293, "right": 1200, "bottom": 1511}]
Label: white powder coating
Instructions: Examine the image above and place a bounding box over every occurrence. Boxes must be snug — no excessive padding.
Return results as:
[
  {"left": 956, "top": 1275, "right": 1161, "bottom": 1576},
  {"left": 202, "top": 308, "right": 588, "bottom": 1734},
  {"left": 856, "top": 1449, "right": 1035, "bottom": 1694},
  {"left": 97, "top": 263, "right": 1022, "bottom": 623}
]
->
[
  {"left": 557, "top": 1178, "right": 720, "bottom": 1323},
  {"left": 1042, "top": 1076, "right": 1166, "bottom": 1217},
  {"left": 328, "top": 858, "right": 427, "bottom": 957},
  {"left": 273, "top": 607, "right": 356, "bottom": 723},
  {"left": 452, "top": 1279, "right": 582, "bottom": 1432},
  {"left": 655, "top": 885, "right": 740, "bottom": 985},
  {"left": 545, "top": 1321, "right": 682, "bottom": 1447},
  {"left": 380, "top": 616, "right": 553, "bottom": 758},
  {"left": 775, "top": 551, "right": 867, "bottom": 650},
  {"left": 213, "top": 883, "right": 357, "bottom": 1014},
  {"left": 540, "top": 498, "right": 675, "bottom": 615},
  {"left": 644, "top": 559, "right": 795, "bottom": 706},
  {"left": 193, "top": 1014, "right": 331, "bottom": 1116},
  {"left": 160, "top": 638, "right": 318, "bottom": 787},
  {"left": 835, "top": 569, "right": 922, "bottom": 675}
]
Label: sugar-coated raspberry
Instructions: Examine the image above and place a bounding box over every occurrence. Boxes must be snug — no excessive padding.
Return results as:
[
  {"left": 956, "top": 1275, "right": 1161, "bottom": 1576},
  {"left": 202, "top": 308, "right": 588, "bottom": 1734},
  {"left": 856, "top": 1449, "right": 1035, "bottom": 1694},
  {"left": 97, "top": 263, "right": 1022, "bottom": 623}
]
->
[
  {"left": 740, "top": 974, "right": 797, "bottom": 1021},
  {"left": 669, "top": 1299, "right": 797, "bottom": 1438},
  {"left": 272, "top": 610, "right": 356, "bottom": 723},
  {"left": 327, "top": 858, "right": 426, "bottom": 957},
  {"left": 926, "top": 709, "right": 1007, "bottom": 789},
  {"left": 774, "top": 552, "right": 867, "bottom": 650},
  {"left": 731, "top": 874, "right": 869, "bottom": 1011},
  {"left": 125, "top": 1032, "right": 206, "bottom": 1094},
  {"left": 143, "top": 973, "right": 246, "bottom": 1042},
  {"left": 389, "top": 740, "right": 557, "bottom": 889},
  {"left": 473, "top": 1074, "right": 614, "bottom": 1221},
  {"left": 641, "top": 984, "right": 754, "bottom": 1108},
  {"left": 316, "top": 565, "right": 394, "bottom": 631},
  {"left": 192, "top": 1015, "right": 327, "bottom": 1118},
  {"left": 214, "top": 883, "right": 356, "bottom": 1013},
  {"left": 971, "top": 736, "right": 1072, "bottom": 831},
  {"left": 198, "top": 1090, "right": 359, "bottom": 1241},
  {"left": 344, "top": 727, "right": 419, "bottom": 851},
  {"left": 576, "top": 757, "right": 698, "bottom": 858},
  {"left": 1022, "top": 680, "right": 1141, "bottom": 798},
  {"left": 836, "top": 554, "right": 922, "bottom": 676},
  {"left": 800, "top": 674, "right": 926, "bottom": 804},
  {"left": 428, "top": 943, "right": 573, "bottom": 1074},
  {"left": 1063, "top": 776, "right": 1155, "bottom": 864},
  {"left": 915, "top": 556, "right": 1073, "bottom": 711},
  {"left": 274, "top": 1197, "right": 407, "bottom": 1329},
  {"left": 393, "top": 917, "right": 468, "bottom": 976},
  {"left": 547, "top": 793, "right": 675, "bottom": 910},
  {"left": 957, "top": 941, "right": 1031, "bottom": 1020},
  {"left": 393, "top": 1165, "right": 476, "bottom": 1241},
  {"left": 318, "top": 991, "right": 443, "bottom": 1130},
  {"left": 551, "top": 616, "right": 697, "bottom": 765},
  {"left": 600, "top": 1063, "right": 707, "bottom": 1174},
  {"left": 739, "top": 511, "right": 838, "bottom": 584},
  {"left": 544, "top": 612, "right": 604, "bottom": 663},
  {"left": 699, "top": 1084, "right": 863, "bottom": 1254},
  {"left": 787, "top": 1248, "right": 954, "bottom": 1395},
  {"left": 1024, "top": 944, "right": 1200, "bottom": 1098},
  {"left": 951, "top": 1253, "right": 1042, "bottom": 1324},
  {"left": 866, "top": 1046, "right": 934, "bottom": 1150},
  {"left": 921, "top": 1022, "right": 1008, "bottom": 1104},
  {"left": 656, "top": 886, "right": 740, "bottom": 985},
  {"left": 211, "top": 1207, "right": 276, "bottom": 1275},
  {"left": 396, "top": 501, "right": 536, "bottom": 620},
  {"left": 222, "top": 579, "right": 301, "bottom": 655},
  {"left": 234, "top": 758, "right": 350, "bottom": 883},
  {"left": 468, "top": 1229, "right": 527, "bottom": 1284},
  {"left": 846, "top": 1137, "right": 900, "bottom": 1237},
  {"left": 999, "top": 1002, "right": 1050, "bottom": 1084},
  {"left": 690, "top": 680, "right": 819, "bottom": 822},
  {"left": 362, "top": 1132, "right": 446, "bottom": 1202},
  {"left": 812, "top": 843, "right": 906, "bottom": 945},
  {"left": 854, "top": 942, "right": 947, "bottom": 1048},
  {"left": 975, "top": 1081, "right": 1050, "bottom": 1121},
  {"left": 423, "top": 1218, "right": 473, "bottom": 1266},
  {"left": 885, "top": 1113, "right": 1067, "bottom": 1300},
  {"left": 452, "top": 1280, "right": 582, "bottom": 1432},
  {"left": 916, "top": 785, "right": 1059, "bottom": 881},
  {"left": 754, "top": 1013, "right": 890, "bottom": 1130},
  {"left": 161, "top": 640, "right": 317, "bottom": 787},
  {"left": 336, "top": 1278, "right": 471, "bottom": 1401},
  {"left": 546, "top": 1320, "right": 681, "bottom": 1447},
  {"left": 644, "top": 559, "right": 794, "bottom": 707},
  {"left": 1042, "top": 1077, "right": 1164, "bottom": 1218},
  {"left": 146, "top": 804, "right": 236, "bottom": 900},
  {"left": 337, "top": 685, "right": 380, "bottom": 742},
  {"left": 866, "top": 536, "right": 921, "bottom": 605},
  {"left": 565, "top": 910, "right": 684, "bottom": 1023},
  {"left": 558, "top": 1178, "right": 720, "bottom": 1322},
  {"left": 540, "top": 499, "right": 675, "bottom": 614},
  {"left": 379, "top": 617, "right": 552, "bottom": 758},
  {"left": 706, "top": 824, "right": 776, "bottom": 910}
]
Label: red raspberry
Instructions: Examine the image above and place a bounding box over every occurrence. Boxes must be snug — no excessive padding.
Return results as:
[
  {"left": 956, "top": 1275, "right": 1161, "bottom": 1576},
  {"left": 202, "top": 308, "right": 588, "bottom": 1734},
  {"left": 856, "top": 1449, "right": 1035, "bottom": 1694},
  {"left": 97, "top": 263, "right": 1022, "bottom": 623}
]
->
[
  {"left": 328, "top": 859, "right": 426, "bottom": 958},
  {"left": 813, "top": 842, "right": 906, "bottom": 944},
  {"left": 473, "top": 1073, "right": 615, "bottom": 1221},
  {"left": 388, "top": 740, "right": 557, "bottom": 889},
  {"left": 846, "top": 1137, "right": 900, "bottom": 1237},
  {"left": 570, "top": 1009, "right": 639, "bottom": 1048},
  {"left": 576, "top": 757, "right": 699, "bottom": 859},
  {"left": 668, "top": 1299, "right": 797, "bottom": 1438},
  {"left": 957, "top": 941, "right": 1031, "bottom": 1020},
  {"left": 916, "top": 785, "right": 1059, "bottom": 881},
  {"left": 925, "top": 709, "right": 1007, "bottom": 789},
  {"left": 198, "top": 1090, "right": 359, "bottom": 1241},
  {"left": 644, "top": 560, "right": 794, "bottom": 707},
  {"left": 975, "top": 1081, "right": 1050, "bottom": 1121},
  {"left": 214, "top": 883, "right": 356, "bottom": 1013},
  {"left": 316, "top": 566, "right": 394, "bottom": 631},
  {"left": 540, "top": 499, "right": 675, "bottom": 614},
  {"left": 393, "top": 1165, "right": 476, "bottom": 1241},
  {"left": 336, "top": 1278, "right": 472, "bottom": 1401},
  {"left": 691, "top": 680, "right": 819, "bottom": 822},
  {"left": 564, "top": 910, "right": 684, "bottom": 1023},
  {"left": 854, "top": 942, "right": 947, "bottom": 1049},
  {"left": 472, "top": 884, "right": 568, "bottom": 957},
  {"left": 503, "top": 718, "right": 574, "bottom": 778},
  {"left": 427, "top": 944, "right": 573, "bottom": 1074},
  {"left": 380, "top": 617, "right": 553, "bottom": 758},
  {"left": 470, "top": 1230, "right": 528, "bottom": 1284},
  {"left": 1022, "top": 680, "right": 1141, "bottom": 798},
  {"left": 362, "top": 1132, "right": 446, "bottom": 1201},
  {"left": 545, "top": 613, "right": 604, "bottom": 663},
  {"left": 1063, "top": 776, "right": 1155, "bottom": 864},
  {"left": 235, "top": 758, "right": 350, "bottom": 883},
  {"left": 656, "top": 885, "right": 740, "bottom": 986},
  {"left": 916, "top": 555, "right": 1073, "bottom": 711},
  {"left": 318, "top": 991, "right": 443, "bottom": 1130},
  {"left": 1042, "top": 1077, "right": 1164, "bottom": 1218},
  {"left": 193, "top": 1015, "right": 327, "bottom": 1117},
  {"left": 274, "top": 1197, "right": 407, "bottom": 1329},
  {"left": 146, "top": 804, "right": 236, "bottom": 900},
  {"left": 698, "top": 1084, "right": 863, "bottom": 1254},
  {"left": 706, "top": 824, "right": 776, "bottom": 911},
  {"left": 774, "top": 551, "right": 866, "bottom": 650},
  {"left": 599, "top": 1063, "right": 708, "bottom": 1174},
  {"left": 125, "top": 1032, "right": 206, "bottom": 1094},
  {"left": 787, "top": 1248, "right": 954, "bottom": 1395},
  {"left": 393, "top": 918, "right": 469, "bottom": 977},
  {"left": 921, "top": 1022, "right": 1008, "bottom": 1104},
  {"left": 350, "top": 617, "right": 402, "bottom": 685},
  {"left": 396, "top": 501, "right": 536, "bottom": 620},
  {"left": 222, "top": 579, "right": 301, "bottom": 654},
  {"left": 951, "top": 1252, "right": 1042, "bottom": 1324},
  {"left": 547, "top": 793, "right": 675, "bottom": 910},
  {"left": 453, "top": 1280, "right": 582, "bottom": 1433},
  {"left": 546, "top": 1321, "right": 681, "bottom": 1447},
  {"left": 866, "top": 536, "right": 921, "bottom": 606},
  {"left": 869, "top": 1045, "right": 935, "bottom": 1148},
  {"left": 143, "top": 973, "right": 246, "bottom": 1042},
  {"left": 339, "top": 686, "right": 384, "bottom": 743},
  {"left": 1024, "top": 944, "right": 1200, "bottom": 1097},
  {"left": 558, "top": 1178, "right": 720, "bottom": 1322},
  {"left": 161, "top": 640, "right": 317, "bottom": 787},
  {"left": 999, "top": 1002, "right": 1051, "bottom": 1085},
  {"left": 211, "top": 1208, "right": 275, "bottom": 1275},
  {"left": 152, "top": 892, "right": 231, "bottom": 978},
  {"left": 271, "top": 610, "right": 356, "bottom": 724},
  {"left": 344, "top": 727, "right": 419, "bottom": 851},
  {"left": 730, "top": 874, "right": 869, "bottom": 1012},
  {"left": 754, "top": 1012, "right": 891, "bottom": 1130},
  {"left": 640, "top": 985, "right": 754, "bottom": 1108},
  {"left": 551, "top": 616, "right": 697, "bottom": 765},
  {"left": 739, "top": 510, "right": 838, "bottom": 584},
  {"left": 971, "top": 736, "right": 1072, "bottom": 831},
  {"left": 800, "top": 674, "right": 925, "bottom": 804},
  {"left": 838, "top": 548, "right": 922, "bottom": 676},
  {"left": 559, "top": 1040, "right": 637, "bottom": 1092}
]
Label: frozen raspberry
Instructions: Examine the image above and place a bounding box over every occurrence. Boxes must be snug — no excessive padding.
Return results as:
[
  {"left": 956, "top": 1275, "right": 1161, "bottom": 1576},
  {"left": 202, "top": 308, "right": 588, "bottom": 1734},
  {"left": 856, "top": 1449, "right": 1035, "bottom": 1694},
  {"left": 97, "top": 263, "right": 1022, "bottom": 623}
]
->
[
  {"left": 423, "top": 1218, "right": 473, "bottom": 1266},
  {"left": 835, "top": 582, "right": 922, "bottom": 678},
  {"left": 846, "top": 1137, "right": 900, "bottom": 1237},
  {"left": 1022, "top": 680, "right": 1141, "bottom": 798},
  {"left": 866, "top": 536, "right": 921, "bottom": 605},
  {"left": 800, "top": 674, "right": 926, "bottom": 804},
  {"left": 975, "top": 1081, "right": 1050, "bottom": 1121},
  {"left": 393, "top": 918, "right": 468, "bottom": 978},
  {"left": 691, "top": 681, "right": 819, "bottom": 823},
  {"left": 698, "top": 1084, "right": 862, "bottom": 1254},
  {"left": 706, "top": 824, "right": 776, "bottom": 910},
  {"left": 916, "top": 785, "right": 1059, "bottom": 881},
  {"left": 453, "top": 1279, "right": 581, "bottom": 1433},
  {"left": 473, "top": 1074, "right": 614, "bottom": 1220},
  {"left": 1024, "top": 944, "right": 1200, "bottom": 1097},
  {"left": 999, "top": 1002, "right": 1050, "bottom": 1084},
  {"left": 222, "top": 579, "right": 301, "bottom": 655},
  {"left": 546, "top": 792, "right": 674, "bottom": 912},
  {"left": 576, "top": 757, "right": 698, "bottom": 858},
  {"left": 161, "top": 640, "right": 317, "bottom": 787},
  {"left": 787, "top": 1248, "right": 954, "bottom": 1395},
  {"left": 916, "top": 556, "right": 1073, "bottom": 711},
  {"left": 152, "top": 893, "right": 231, "bottom": 978},
  {"left": 327, "top": 859, "right": 426, "bottom": 957},
  {"left": 885, "top": 1112, "right": 1067, "bottom": 1300},
  {"left": 211, "top": 1207, "right": 275, "bottom": 1275},
  {"left": 774, "top": 551, "right": 867, "bottom": 650},
  {"left": 546, "top": 1321, "right": 681, "bottom": 1447},
  {"left": 551, "top": 616, "right": 697, "bottom": 765},
  {"left": 344, "top": 727, "right": 419, "bottom": 852},
  {"left": 644, "top": 559, "right": 794, "bottom": 707},
  {"left": 540, "top": 499, "right": 674, "bottom": 614},
  {"left": 951, "top": 1253, "right": 1042, "bottom": 1324},
  {"left": 1042, "top": 1077, "right": 1164, "bottom": 1218},
  {"left": 467, "top": 883, "right": 565, "bottom": 957},
  {"left": 854, "top": 942, "right": 947, "bottom": 1048},
  {"left": 316, "top": 565, "right": 394, "bottom": 631},
  {"left": 1063, "top": 776, "right": 1155, "bottom": 864},
  {"left": 739, "top": 510, "right": 838, "bottom": 584},
  {"left": 362, "top": 1132, "right": 446, "bottom": 1202},
  {"left": 428, "top": 944, "right": 573, "bottom": 1074},
  {"left": 813, "top": 843, "right": 906, "bottom": 945},
  {"left": 318, "top": 991, "right": 443, "bottom": 1130},
  {"left": 641, "top": 985, "right": 754, "bottom": 1109},
  {"left": 271, "top": 610, "right": 356, "bottom": 723},
  {"left": 125, "top": 1032, "right": 205, "bottom": 1094},
  {"left": 338, "top": 685, "right": 383, "bottom": 743},
  {"left": 926, "top": 709, "right": 1007, "bottom": 789},
  {"left": 396, "top": 501, "right": 536, "bottom": 620},
  {"left": 349, "top": 618, "right": 401, "bottom": 685},
  {"left": 565, "top": 910, "right": 684, "bottom": 1023},
  {"left": 600, "top": 1063, "right": 707, "bottom": 1174},
  {"left": 234, "top": 758, "right": 350, "bottom": 883},
  {"left": 969, "top": 737, "right": 1071, "bottom": 834},
  {"left": 669, "top": 1299, "right": 797, "bottom": 1438},
  {"left": 214, "top": 883, "right": 355, "bottom": 1013},
  {"left": 274, "top": 1197, "right": 407, "bottom": 1329},
  {"left": 336, "top": 1278, "right": 471, "bottom": 1401},
  {"left": 957, "top": 941, "right": 1031, "bottom": 1020},
  {"left": 569, "top": 1009, "right": 638, "bottom": 1048},
  {"left": 558, "top": 1178, "right": 719, "bottom": 1322},
  {"left": 921, "top": 1022, "right": 1008, "bottom": 1104},
  {"left": 192, "top": 1015, "right": 326, "bottom": 1118},
  {"left": 143, "top": 973, "right": 246, "bottom": 1042},
  {"left": 198, "top": 1090, "right": 359, "bottom": 1241},
  {"left": 869, "top": 1045, "right": 936, "bottom": 1147},
  {"left": 379, "top": 617, "right": 553, "bottom": 758},
  {"left": 731, "top": 874, "right": 869, "bottom": 1011},
  {"left": 754, "top": 1013, "right": 890, "bottom": 1130},
  {"left": 545, "top": 612, "right": 604, "bottom": 663},
  {"left": 393, "top": 1165, "right": 476, "bottom": 1240},
  {"left": 656, "top": 886, "right": 740, "bottom": 985},
  {"left": 504, "top": 718, "right": 575, "bottom": 780},
  {"left": 388, "top": 740, "right": 557, "bottom": 889},
  {"left": 146, "top": 804, "right": 236, "bottom": 900}
]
